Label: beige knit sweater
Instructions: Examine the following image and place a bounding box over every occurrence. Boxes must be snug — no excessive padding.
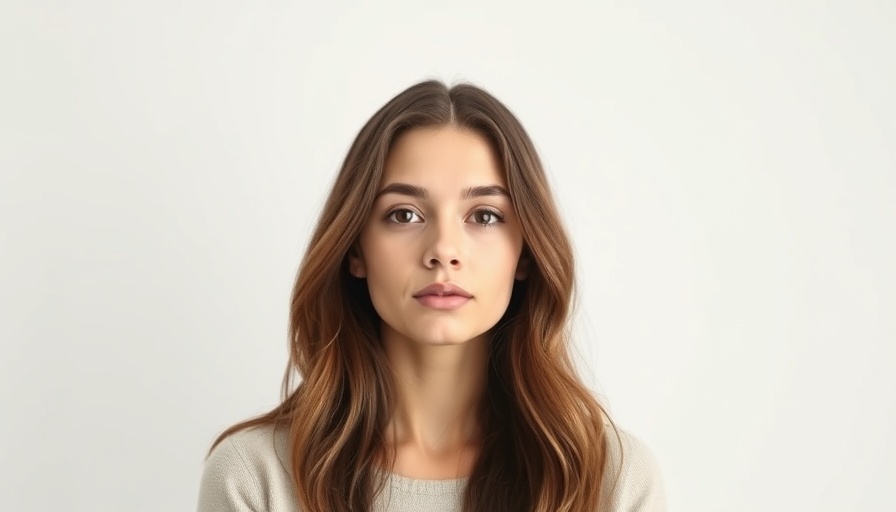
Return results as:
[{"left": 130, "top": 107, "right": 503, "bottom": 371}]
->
[{"left": 198, "top": 424, "right": 665, "bottom": 511}]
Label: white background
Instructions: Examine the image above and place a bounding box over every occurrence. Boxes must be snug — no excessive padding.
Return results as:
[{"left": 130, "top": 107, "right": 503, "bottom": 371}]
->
[{"left": 2, "top": 1, "right": 894, "bottom": 511}]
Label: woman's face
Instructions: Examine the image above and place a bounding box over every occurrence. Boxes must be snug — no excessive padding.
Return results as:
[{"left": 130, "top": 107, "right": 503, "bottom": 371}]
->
[{"left": 349, "top": 126, "right": 528, "bottom": 346}]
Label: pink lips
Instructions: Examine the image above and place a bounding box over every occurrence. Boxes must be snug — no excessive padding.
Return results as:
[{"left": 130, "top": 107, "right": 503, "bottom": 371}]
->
[{"left": 413, "top": 282, "right": 472, "bottom": 310}]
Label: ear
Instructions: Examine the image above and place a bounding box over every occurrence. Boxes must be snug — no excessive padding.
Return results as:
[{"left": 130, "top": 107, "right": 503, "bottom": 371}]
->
[
  {"left": 514, "top": 254, "right": 531, "bottom": 280},
  {"left": 347, "top": 244, "right": 367, "bottom": 278}
]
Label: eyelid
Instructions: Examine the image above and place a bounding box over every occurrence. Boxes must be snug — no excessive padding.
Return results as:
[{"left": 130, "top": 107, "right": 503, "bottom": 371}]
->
[
  {"left": 384, "top": 206, "right": 424, "bottom": 223},
  {"left": 467, "top": 206, "right": 507, "bottom": 227},
  {"left": 382, "top": 205, "right": 506, "bottom": 224},
  {"left": 475, "top": 206, "right": 504, "bottom": 216}
]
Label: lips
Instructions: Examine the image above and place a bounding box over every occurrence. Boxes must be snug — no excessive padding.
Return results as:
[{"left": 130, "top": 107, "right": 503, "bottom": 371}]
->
[
  {"left": 412, "top": 282, "right": 473, "bottom": 298},
  {"left": 412, "top": 283, "right": 473, "bottom": 310}
]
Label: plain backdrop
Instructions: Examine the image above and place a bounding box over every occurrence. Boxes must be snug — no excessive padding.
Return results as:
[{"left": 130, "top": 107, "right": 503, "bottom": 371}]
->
[{"left": 1, "top": 1, "right": 894, "bottom": 511}]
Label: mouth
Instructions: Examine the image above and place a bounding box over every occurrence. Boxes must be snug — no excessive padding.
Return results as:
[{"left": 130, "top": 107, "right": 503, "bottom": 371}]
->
[
  {"left": 412, "top": 282, "right": 473, "bottom": 298},
  {"left": 412, "top": 282, "right": 473, "bottom": 310}
]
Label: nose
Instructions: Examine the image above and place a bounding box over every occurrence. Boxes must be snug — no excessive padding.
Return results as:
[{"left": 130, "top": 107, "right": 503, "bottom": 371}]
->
[{"left": 423, "top": 217, "right": 463, "bottom": 270}]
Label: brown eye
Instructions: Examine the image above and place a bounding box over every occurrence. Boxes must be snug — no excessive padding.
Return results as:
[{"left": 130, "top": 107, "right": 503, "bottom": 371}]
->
[
  {"left": 471, "top": 209, "right": 504, "bottom": 226},
  {"left": 386, "top": 209, "right": 422, "bottom": 224}
]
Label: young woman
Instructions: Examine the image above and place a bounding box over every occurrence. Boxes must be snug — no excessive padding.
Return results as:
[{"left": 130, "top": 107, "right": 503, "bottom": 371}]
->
[{"left": 198, "top": 79, "right": 665, "bottom": 511}]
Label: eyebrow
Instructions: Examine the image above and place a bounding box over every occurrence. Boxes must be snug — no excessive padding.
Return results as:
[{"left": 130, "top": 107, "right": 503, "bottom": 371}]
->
[{"left": 374, "top": 182, "right": 511, "bottom": 201}]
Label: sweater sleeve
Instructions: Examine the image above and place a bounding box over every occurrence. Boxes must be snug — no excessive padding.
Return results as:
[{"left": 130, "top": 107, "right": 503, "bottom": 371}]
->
[
  {"left": 197, "top": 437, "right": 266, "bottom": 512},
  {"left": 602, "top": 429, "right": 667, "bottom": 512}
]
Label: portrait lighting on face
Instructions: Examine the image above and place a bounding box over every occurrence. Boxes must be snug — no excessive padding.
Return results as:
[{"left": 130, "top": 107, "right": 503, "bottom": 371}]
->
[{"left": 349, "top": 126, "right": 527, "bottom": 348}]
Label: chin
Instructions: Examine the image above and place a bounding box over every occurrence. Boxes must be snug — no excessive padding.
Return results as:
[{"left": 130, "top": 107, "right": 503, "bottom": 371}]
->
[
  {"left": 410, "top": 327, "right": 492, "bottom": 347},
  {"left": 418, "top": 337, "right": 472, "bottom": 346},
  {"left": 380, "top": 318, "right": 494, "bottom": 347}
]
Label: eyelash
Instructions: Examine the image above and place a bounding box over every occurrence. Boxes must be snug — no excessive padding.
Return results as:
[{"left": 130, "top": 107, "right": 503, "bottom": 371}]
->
[{"left": 384, "top": 208, "right": 505, "bottom": 227}]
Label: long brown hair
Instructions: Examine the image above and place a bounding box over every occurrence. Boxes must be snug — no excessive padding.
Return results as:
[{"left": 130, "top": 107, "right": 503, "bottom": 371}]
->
[{"left": 209, "top": 79, "right": 617, "bottom": 511}]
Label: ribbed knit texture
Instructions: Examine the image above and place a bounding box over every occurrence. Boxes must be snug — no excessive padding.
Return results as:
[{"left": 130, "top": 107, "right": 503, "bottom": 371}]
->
[{"left": 197, "top": 424, "right": 665, "bottom": 511}]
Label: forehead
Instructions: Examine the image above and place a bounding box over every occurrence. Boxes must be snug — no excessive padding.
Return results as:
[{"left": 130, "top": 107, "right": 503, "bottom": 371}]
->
[{"left": 382, "top": 126, "right": 506, "bottom": 187}]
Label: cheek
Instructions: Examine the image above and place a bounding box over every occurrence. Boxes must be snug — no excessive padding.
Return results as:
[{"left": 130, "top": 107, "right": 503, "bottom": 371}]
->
[
  {"left": 363, "top": 242, "right": 412, "bottom": 303},
  {"left": 480, "top": 234, "right": 523, "bottom": 269},
  {"left": 365, "top": 238, "right": 410, "bottom": 274}
]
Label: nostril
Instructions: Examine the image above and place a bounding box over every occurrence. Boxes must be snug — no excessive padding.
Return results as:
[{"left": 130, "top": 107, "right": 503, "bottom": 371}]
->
[{"left": 426, "top": 257, "right": 462, "bottom": 268}]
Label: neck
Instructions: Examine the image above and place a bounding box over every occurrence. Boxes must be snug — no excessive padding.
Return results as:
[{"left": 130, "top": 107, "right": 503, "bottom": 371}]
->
[{"left": 382, "top": 327, "right": 489, "bottom": 460}]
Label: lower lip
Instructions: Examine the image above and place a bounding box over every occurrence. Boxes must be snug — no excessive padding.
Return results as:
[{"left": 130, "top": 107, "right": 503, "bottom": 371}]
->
[{"left": 414, "top": 294, "right": 471, "bottom": 310}]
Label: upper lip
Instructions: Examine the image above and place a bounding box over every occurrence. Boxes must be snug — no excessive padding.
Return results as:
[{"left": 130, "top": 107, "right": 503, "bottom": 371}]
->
[{"left": 413, "top": 282, "right": 472, "bottom": 298}]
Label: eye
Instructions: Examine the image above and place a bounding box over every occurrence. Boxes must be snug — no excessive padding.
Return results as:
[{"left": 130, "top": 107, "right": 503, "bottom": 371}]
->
[
  {"left": 470, "top": 209, "right": 504, "bottom": 226},
  {"left": 385, "top": 208, "right": 422, "bottom": 224}
]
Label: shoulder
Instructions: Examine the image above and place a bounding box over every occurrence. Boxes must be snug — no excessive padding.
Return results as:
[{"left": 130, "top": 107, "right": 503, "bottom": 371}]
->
[
  {"left": 198, "top": 424, "right": 297, "bottom": 512},
  {"left": 600, "top": 426, "right": 667, "bottom": 512}
]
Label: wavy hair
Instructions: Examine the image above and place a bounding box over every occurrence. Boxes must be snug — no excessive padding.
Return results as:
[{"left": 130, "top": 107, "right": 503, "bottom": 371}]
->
[{"left": 209, "top": 79, "right": 618, "bottom": 511}]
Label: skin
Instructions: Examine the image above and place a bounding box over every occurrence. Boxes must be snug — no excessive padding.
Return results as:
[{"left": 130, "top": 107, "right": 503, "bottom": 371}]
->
[{"left": 348, "top": 125, "right": 529, "bottom": 479}]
